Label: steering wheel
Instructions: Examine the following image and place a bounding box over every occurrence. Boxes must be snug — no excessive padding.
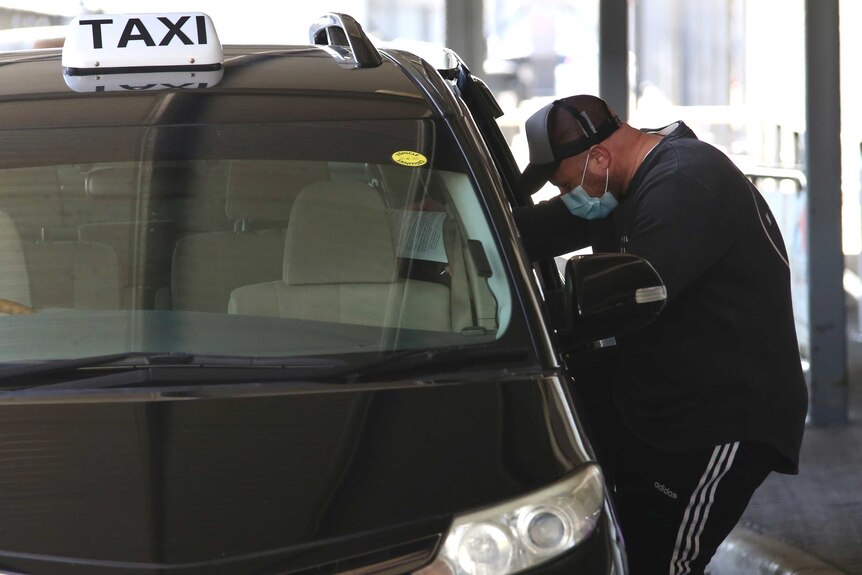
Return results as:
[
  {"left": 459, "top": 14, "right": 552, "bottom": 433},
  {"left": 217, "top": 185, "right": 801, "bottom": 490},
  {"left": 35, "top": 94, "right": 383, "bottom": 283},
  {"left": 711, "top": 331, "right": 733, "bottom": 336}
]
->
[{"left": 0, "top": 298, "right": 34, "bottom": 315}]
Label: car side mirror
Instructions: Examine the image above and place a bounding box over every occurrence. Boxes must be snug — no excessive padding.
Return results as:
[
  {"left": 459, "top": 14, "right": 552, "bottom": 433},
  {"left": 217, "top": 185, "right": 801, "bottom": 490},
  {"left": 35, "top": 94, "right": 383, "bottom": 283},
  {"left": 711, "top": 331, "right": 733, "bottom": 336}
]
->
[{"left": 558, "top": 253, "right": 667, "bottom": 343}]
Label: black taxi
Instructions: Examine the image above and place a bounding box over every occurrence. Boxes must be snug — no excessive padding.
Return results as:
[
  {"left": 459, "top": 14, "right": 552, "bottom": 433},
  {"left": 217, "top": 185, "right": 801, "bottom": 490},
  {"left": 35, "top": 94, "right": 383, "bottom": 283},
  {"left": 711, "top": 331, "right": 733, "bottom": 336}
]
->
[{"left": 0, "top": 12, "right": 665, "bottom": 575}]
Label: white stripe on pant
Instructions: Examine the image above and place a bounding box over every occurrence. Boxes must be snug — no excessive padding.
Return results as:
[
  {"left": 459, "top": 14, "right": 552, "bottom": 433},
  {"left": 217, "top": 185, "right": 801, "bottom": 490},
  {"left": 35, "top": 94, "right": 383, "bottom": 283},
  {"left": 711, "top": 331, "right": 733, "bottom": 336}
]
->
[{"left": 669, "top": 441, "right": 740, "bottom": 575}]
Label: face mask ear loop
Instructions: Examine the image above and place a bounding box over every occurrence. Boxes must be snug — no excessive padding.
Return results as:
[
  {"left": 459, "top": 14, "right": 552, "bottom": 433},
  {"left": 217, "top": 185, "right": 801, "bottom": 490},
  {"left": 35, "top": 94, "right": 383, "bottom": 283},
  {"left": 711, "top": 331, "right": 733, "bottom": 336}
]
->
[
  {"left": 579, "top": 146, "right": 593, "bottom": 187},
  {"left": 604, "top": 168, "right": 609, "bottom": 195}
]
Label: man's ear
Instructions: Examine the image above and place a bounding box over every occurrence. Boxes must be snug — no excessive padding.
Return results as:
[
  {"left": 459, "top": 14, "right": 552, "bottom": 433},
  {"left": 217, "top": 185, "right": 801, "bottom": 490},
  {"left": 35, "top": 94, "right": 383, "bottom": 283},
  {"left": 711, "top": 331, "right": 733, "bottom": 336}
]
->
[{"left": 590, "top": 145, "right": 611, "bottom": 169}]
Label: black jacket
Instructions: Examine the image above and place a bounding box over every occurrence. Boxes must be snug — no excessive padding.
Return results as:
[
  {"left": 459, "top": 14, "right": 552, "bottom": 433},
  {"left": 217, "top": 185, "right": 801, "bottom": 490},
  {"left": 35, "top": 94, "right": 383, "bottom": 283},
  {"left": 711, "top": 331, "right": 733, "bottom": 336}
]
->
[{"left": 514, "top": 122, "right": 808, "bottom": 473}]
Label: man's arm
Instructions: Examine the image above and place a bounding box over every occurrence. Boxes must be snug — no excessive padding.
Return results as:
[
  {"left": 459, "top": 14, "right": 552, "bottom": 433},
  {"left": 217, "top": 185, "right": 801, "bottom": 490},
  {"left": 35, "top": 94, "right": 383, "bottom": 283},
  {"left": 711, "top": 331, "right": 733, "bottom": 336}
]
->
[{"left": 511, "top": 196, "right": 591, "bottom": 260}]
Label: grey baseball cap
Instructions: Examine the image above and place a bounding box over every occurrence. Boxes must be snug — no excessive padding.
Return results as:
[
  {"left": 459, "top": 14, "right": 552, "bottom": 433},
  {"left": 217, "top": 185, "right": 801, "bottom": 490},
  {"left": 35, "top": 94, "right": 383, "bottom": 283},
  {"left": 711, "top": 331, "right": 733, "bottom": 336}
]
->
[{"left": 516, "top": 94, "right": 621, "bottom": 196}]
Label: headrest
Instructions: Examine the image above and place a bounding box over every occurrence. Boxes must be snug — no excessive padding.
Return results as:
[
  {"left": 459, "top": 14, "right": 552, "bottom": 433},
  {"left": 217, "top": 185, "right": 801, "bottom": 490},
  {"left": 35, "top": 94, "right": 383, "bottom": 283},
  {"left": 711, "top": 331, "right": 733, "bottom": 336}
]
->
[
  {"left": 283, "top": 181, "right": 397, "bottom": 285},
  {"left": 0, "top": 167, "right": 64, "bottom": 236},
  {"left": 0, "top": 210, "right": 31, "bottom": 306},
  {"left": 85, "top": 167, "right": 137, "bottom": 198},
  {"left": 225, "top": 160, "right": 330, "bottom": 222},
  {"left": 85, "top": 165, "right": 190, "bottom": 198}
]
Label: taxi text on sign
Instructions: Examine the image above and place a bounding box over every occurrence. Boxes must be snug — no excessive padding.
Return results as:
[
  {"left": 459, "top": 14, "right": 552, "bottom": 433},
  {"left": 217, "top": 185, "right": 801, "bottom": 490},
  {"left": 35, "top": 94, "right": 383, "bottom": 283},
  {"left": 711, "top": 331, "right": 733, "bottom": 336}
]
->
[{"left": 62, "top": 13, "right": 223, "bottom": 72}]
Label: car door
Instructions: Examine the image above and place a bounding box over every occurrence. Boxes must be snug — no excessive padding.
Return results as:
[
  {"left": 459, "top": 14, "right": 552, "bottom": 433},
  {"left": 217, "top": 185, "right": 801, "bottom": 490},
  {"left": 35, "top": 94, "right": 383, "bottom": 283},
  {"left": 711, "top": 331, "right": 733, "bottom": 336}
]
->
[
  {"left": 454, "top": 69, "right": 565, "bottom": 298},
  {"left": 455, "top": 70, "right": 625, "bottom": 430}
]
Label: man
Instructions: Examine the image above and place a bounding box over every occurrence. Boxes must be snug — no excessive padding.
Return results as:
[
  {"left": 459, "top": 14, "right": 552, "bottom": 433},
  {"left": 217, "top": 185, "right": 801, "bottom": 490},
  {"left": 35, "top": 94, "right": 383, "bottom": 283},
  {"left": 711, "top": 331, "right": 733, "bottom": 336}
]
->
[{"left": 512, "top": 94, "right": 808, "bottom": 574}]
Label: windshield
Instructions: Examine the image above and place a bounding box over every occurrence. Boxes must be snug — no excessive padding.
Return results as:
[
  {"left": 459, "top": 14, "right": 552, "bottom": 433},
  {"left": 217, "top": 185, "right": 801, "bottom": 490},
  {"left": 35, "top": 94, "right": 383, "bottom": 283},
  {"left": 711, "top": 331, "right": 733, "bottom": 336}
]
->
[{"left": 0, "top": 117, "right": 526, "bottom": 365}]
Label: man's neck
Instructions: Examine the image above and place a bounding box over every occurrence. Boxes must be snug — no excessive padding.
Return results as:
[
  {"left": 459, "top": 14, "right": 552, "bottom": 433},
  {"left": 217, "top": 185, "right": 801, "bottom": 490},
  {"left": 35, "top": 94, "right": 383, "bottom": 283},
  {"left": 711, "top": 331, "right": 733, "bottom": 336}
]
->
[{"left": 618, "top": 129, "right": 664, "bottom": 194}]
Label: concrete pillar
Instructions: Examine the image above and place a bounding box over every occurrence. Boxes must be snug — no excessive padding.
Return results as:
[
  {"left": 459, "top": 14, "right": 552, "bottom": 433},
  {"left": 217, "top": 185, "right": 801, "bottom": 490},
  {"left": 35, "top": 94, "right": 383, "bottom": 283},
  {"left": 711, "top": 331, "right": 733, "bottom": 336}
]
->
[
  {"left": 599, "top": 0, "right": 629, "bottom": 121},
  {"left": 445, "top": 0, "right": 485, "bottom": 72},
  {"left": 805, "top": 0, "right": 847, "bottom": 426}
]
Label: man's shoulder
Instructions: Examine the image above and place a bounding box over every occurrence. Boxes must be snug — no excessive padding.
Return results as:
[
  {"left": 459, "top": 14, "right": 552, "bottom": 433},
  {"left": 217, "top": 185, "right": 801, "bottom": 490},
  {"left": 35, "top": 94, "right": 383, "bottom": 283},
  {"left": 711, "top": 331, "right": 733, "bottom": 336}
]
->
[
  {"left": 654, "top": 125, "right": 740, "bottom": 183},
  {"left": 629, "top": 121, "right": 746, "bottom": 207},
  {"left": 643, "top": 120, "right": 695, "bottom": 141}
]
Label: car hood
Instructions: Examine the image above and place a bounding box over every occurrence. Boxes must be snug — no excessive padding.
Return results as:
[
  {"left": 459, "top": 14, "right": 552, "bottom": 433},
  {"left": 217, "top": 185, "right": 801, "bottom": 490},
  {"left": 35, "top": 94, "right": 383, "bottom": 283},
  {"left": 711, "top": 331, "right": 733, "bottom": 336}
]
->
[{"left": 0, "top": 374, "right": 583, "bottom": 575}]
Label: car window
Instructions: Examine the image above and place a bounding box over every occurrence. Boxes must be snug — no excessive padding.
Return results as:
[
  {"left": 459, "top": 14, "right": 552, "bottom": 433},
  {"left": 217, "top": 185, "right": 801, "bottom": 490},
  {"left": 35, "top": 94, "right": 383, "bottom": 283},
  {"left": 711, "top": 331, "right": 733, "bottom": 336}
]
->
[{"left": 0, "top": 117, "right": 524, "bottom": 363}]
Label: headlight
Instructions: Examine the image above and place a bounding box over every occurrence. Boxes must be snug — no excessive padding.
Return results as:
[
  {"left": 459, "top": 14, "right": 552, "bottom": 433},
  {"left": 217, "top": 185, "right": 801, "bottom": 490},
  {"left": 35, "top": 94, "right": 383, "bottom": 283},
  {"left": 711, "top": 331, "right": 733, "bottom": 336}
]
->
[{"left": 415, "top": 464, "right": 604, "bottom": 575}]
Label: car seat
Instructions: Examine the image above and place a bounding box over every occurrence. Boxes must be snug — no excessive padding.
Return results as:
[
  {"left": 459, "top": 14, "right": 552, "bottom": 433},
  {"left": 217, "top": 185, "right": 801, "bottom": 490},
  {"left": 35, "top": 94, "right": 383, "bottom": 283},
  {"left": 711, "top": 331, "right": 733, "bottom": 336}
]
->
[{"left": 228, "top": 180, "right": 451, "bottom": 331}]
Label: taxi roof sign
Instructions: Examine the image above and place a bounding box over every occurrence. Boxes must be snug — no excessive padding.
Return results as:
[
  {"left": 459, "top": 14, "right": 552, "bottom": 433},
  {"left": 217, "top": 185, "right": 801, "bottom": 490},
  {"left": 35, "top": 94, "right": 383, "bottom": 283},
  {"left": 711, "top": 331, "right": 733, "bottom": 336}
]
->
[{"left": 62, "top": 13, "right": 222, "bottom": 76}]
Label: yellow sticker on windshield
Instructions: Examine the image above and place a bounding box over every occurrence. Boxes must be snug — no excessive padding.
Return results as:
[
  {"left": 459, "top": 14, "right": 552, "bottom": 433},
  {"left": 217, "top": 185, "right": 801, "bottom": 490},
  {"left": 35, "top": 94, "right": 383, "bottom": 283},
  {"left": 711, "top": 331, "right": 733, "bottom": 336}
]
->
[{"left": 392, "top": 151, "right": 428, "bottom": 167}]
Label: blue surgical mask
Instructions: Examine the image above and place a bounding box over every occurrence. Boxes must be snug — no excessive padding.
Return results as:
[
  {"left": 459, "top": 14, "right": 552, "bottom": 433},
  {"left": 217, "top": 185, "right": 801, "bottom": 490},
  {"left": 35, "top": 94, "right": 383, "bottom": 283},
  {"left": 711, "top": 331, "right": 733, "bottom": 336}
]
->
[{"left": 561, "top": 151, "right": 618, "bottom": 220}]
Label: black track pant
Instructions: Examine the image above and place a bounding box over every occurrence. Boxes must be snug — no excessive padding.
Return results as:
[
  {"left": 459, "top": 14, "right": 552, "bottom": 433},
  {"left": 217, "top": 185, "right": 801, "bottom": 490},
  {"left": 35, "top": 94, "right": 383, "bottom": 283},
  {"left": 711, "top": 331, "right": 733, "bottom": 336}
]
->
[
  {"left": 608, "top": 436, "right": 776, "bottom": 574},
  {"left": 571, "top": 356, "right": 781, "bottom": 574}
]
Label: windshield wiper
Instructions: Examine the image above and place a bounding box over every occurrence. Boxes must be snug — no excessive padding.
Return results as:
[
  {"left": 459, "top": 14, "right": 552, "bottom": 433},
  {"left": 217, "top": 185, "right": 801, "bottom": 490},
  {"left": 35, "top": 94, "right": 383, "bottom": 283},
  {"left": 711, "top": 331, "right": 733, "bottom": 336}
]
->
[
  {"left": 0, "top": 352, "right": 347, "bottom": 390},
  {"left": 335, "top": 344, "right": 533, "bottom": 383},
  {"left": 0, "top": 352, "right": 152, "bottom": 382},
  {"left": 0, "top": 345, "right": 534, "bottom": 393}
]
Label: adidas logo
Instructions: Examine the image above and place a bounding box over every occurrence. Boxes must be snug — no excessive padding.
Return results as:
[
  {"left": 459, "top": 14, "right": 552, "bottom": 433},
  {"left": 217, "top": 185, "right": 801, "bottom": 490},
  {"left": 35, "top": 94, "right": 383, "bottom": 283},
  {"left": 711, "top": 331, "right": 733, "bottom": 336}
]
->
[{"left": 654, "top": 482, "right": 678, "bottom": 499}]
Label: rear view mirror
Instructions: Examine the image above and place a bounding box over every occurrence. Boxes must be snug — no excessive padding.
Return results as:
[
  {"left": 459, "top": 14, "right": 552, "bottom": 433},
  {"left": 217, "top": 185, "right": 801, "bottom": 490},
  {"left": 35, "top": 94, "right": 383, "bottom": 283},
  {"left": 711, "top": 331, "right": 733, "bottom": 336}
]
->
[{"left": 559, "top": 253, "right": 667, "bottom": 342}]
